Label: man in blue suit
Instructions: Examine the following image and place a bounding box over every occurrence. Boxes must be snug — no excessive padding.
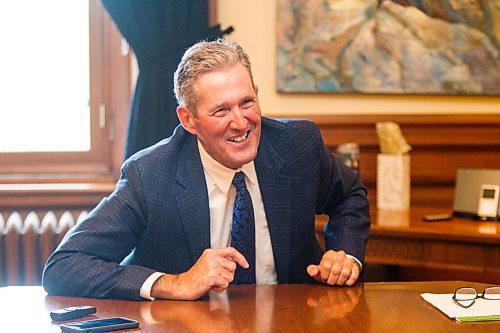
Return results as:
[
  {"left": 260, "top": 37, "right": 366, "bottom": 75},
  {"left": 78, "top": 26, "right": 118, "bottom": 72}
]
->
[{"left": 42, "top": 39, "right": 370, "bottom": 301}]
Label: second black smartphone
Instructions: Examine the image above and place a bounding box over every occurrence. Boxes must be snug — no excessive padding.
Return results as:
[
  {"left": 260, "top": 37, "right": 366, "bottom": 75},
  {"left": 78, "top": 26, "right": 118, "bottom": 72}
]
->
[{"left": 60, "top": 317, "right": 139, "bottom": 333}]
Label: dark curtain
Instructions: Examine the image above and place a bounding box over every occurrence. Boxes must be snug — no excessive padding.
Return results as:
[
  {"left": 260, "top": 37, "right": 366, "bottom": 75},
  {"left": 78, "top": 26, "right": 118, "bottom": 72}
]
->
[{"left": 101, "top": 0, "right": 232, "bottom": 159}]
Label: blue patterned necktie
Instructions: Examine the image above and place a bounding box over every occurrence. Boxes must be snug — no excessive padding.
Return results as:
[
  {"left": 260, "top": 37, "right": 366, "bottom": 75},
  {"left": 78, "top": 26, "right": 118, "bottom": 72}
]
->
[{"left": 231, "top": 171, "right": 256, "bottom": 284}]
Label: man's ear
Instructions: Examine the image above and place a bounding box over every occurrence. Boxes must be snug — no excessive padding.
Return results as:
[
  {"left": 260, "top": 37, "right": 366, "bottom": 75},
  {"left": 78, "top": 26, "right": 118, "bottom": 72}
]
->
[{"left": 176, "top": 106, "right": 197, "bottom": 135}]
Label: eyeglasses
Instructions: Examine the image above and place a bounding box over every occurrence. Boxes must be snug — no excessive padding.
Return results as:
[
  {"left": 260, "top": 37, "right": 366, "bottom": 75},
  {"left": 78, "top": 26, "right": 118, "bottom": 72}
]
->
[{"left": 452, "top": 286, "right": 500, "bottom": 308}]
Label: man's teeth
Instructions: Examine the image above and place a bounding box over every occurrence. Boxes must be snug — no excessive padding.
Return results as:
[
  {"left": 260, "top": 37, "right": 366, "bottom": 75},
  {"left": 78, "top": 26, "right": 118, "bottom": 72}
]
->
[{"left": 229, "top": 132, "right": 248, "bottom": 142}]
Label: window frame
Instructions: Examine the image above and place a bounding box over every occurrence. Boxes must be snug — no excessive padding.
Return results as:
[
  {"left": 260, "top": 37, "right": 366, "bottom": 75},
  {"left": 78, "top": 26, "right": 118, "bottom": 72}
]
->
[{"left": 0, "top": 0, "right": 130, "bottom": 208}]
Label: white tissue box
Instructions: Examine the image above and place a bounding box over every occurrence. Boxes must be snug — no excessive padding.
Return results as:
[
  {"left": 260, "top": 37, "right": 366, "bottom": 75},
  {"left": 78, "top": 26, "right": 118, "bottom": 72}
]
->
[{"left": 377, "top": 154, "right": 410, "bottom": 211}]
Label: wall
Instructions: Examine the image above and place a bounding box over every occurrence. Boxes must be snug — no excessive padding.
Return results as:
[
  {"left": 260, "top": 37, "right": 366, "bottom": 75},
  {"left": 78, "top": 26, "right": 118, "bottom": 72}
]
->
[
  {"left": 217, "top": 0, "right": 500, "bottom": 209},
  {"left": 217, "top": 0, "right": 500, "bottom": 117}
]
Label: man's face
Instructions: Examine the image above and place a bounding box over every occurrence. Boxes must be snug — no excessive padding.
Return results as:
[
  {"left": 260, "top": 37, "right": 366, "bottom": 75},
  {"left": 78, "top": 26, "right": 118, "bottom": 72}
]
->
[{"left": 179, "top": 63, "right": 261, "bottom": 170}]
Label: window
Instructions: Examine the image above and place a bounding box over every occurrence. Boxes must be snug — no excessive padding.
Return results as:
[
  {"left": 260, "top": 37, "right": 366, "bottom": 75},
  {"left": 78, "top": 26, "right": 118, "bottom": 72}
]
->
[
  {"left": 0, "top": 1, "right": 90, "bottom": 153},
  {"left": 0, "top": 0, "right": 130, "bottom": 182}
]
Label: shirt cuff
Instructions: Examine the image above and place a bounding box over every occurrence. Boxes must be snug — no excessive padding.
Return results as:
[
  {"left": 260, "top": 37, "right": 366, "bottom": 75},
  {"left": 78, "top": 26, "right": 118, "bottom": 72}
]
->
[
  {"left": 346, "top": 254, "right": 363, "bottom": 272},
  {"left": 140, "top": 272, "right": 165, "bottom": 300}
]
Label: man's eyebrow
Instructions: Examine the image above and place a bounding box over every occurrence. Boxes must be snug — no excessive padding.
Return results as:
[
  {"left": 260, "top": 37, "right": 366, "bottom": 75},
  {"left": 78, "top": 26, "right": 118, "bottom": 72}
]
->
[
  {"left": 209, "top": 102, "right": 227, "bottom": 111},
  {"left": 207, "top": 94, "right": 256, "bottom": 112},
  {"left": 242, "top": 95, "right": 257, "bottom": 102}
]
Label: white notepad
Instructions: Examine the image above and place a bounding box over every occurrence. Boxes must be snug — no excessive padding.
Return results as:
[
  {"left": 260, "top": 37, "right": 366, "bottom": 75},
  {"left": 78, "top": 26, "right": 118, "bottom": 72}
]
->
[{"left": 421, "top": 293, "right": 500, "bottom": 322}]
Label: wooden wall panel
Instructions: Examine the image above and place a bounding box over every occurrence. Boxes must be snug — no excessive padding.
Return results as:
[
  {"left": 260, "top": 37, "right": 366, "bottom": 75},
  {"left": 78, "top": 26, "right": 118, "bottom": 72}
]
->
[{"left": 308, "top": 114, "right": 500, "bottom": 207}]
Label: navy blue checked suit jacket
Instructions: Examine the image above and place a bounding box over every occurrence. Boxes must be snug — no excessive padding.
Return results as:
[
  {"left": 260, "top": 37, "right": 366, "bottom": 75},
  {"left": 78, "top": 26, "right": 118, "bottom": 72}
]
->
[{"left": 42, "top": 117, "right": 370, "bottom": 300}]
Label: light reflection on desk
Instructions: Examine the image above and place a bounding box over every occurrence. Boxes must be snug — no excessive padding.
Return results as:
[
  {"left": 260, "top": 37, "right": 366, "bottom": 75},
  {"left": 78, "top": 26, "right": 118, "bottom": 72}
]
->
[
  {"left": 137, "top": 284, "right": 362, "bottom": 332},
  {"left": 478, "top": 222, "right": 498, "bottom": 235}
]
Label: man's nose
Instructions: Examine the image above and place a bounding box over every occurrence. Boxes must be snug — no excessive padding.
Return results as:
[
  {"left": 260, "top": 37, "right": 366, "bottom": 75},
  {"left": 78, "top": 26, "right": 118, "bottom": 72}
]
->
[{"left": 229, "top": 108, "right": 247, "bottom": 129}]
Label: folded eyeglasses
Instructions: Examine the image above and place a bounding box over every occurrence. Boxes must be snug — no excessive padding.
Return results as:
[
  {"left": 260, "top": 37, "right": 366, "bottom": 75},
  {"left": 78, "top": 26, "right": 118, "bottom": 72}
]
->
[{"left": 452, "top": 286, "right": 500, "bottom": 308}]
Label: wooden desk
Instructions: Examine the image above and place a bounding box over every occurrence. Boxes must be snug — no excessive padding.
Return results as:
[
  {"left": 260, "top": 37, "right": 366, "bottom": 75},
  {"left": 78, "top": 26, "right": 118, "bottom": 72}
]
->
[
  {"left": 368, "top": 207, "right": 500, "bottom": 283},
  {"left": 0, "top": 282, "right": 498, "bottom": 332},
  {"left": 317, "top": 207, "right": 500, "bottom": 283}
]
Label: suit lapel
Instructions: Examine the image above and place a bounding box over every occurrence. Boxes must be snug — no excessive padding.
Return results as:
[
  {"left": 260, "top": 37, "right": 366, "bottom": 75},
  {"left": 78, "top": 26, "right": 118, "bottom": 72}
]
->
[
  {"left": 255, "top": 138, "right": 294, "bottom": 283},
  {"left": 174, "top": 135, "right": 211, "bottom": 263}
]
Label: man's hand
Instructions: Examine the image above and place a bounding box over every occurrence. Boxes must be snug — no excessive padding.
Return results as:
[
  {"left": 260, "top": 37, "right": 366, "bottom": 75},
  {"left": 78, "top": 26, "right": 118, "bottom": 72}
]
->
[
  {"left": 151, "top": 247, "right": 248, "bottom": 300},
  {"left": 306, "top": 250, "right": 359, "bottom": 286}
]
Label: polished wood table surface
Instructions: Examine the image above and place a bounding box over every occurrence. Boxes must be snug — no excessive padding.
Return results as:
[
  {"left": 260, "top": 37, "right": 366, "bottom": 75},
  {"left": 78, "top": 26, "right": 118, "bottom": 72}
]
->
[{"left": 1, "top": 282, "right": 498, "bottom": 332}]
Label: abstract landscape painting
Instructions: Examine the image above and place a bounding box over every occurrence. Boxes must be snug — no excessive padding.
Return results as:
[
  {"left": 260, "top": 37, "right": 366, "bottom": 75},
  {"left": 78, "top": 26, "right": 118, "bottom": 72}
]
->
[{"left": 277, "top": 0, "right": 500, "bottom": 95}]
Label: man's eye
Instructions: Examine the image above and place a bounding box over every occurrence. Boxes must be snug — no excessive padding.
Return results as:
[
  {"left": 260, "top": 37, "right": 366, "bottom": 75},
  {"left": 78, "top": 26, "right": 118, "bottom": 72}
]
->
[
  {"left": 242, "top": 100, "right": 255, "bottom": 108},
  {"left": 213, "top": 109, "right": 229, "bottom": 117}
]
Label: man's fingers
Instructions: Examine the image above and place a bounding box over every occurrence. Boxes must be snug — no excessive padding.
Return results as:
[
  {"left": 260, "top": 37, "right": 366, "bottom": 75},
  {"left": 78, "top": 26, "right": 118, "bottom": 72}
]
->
[
  {"left": 335, "top": 260, "right": 353, "bottom": 285},
  {"left": 326, "top": 270, "right": 340, "bottom": 285},
  {"left": 307, "top": 264, "right": 320, "bottom": 280},
  {"left": 319, "top": 259, "right": 333, "bottom": 281},
  {"left": 218, "top": 257, "right": 237, "bottom": 273},
  {"left": 209, "top": 275, "right": 230, "bottom": 292},
  {"left": 327, "top": 259, "right": 355, "bottom": 285},
  {"left": 345, "top": 264, "right": 360, "bottom": 286},
  {"left": 320, "top": 252, "right": 341, "bottom": 285},
  {"left": 311, "top": 250, "right": 362, "bottom": 286},
  {"left": 215, "top": 247, "right": 249, "bottom": 269},
  {"left": 210, "top": 285, "right": 227, "bottom": 293}
]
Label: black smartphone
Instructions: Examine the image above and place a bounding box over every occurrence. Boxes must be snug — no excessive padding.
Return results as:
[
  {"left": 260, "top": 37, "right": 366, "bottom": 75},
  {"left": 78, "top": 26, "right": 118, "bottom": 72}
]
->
[
  {"left": 59, "top": 317, "right": 139, "bottom": 333},
  {"left": 50, "top": 305, "right": 97, "bottom": 322}
]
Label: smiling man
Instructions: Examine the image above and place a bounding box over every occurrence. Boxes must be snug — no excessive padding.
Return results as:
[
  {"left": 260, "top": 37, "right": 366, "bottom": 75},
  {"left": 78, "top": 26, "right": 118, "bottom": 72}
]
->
[
  {"left": 177, "top": 60, "right": 261, "bottom": 170},
  {"left": 42, "top": 39, "right": 371, "bottom": 301}
]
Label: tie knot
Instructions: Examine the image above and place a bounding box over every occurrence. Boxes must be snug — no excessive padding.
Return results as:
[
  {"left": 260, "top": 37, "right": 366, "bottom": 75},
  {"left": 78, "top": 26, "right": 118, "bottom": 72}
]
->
[{"left": 232, "top": 171, "right": 246, "bottom": 191}]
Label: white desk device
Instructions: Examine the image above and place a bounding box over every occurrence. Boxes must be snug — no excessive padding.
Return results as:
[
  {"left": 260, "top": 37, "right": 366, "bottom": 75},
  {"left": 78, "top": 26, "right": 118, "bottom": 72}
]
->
[
  {"left": 477, "top": 184, "right": 500, "bottom": 219},
  {"left": 453, "top": 168, "right": 500, "bottom": 221}
]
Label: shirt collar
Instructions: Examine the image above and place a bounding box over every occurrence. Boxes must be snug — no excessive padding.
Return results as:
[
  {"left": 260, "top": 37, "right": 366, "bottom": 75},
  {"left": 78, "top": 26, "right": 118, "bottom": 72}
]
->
[{"left": 197, "top": 140, "right": 257, "bottom": 194}]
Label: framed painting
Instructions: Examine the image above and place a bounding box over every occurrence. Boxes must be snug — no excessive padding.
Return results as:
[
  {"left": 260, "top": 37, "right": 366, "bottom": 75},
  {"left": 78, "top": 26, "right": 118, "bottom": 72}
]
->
[{"left": 277, "top": 0, "right": 500, "bottom": 95}]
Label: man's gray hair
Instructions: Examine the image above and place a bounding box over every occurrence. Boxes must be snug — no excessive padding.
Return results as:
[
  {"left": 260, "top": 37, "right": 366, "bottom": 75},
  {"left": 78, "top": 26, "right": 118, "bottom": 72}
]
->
[{"left": 174, "top": 38, "right": 254, "bottom": 115}]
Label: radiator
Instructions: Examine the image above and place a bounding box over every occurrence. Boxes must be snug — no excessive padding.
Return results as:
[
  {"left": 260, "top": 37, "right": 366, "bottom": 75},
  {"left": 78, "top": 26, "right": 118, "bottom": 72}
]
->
[{"left": 0, "top": 211, "right": 87, "bottom": 286}]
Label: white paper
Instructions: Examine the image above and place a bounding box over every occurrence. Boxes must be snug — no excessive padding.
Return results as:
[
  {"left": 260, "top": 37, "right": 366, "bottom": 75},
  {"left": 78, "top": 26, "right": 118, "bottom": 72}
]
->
[{"left": 421, "top": 293, "right": 500, "bottom": 318}]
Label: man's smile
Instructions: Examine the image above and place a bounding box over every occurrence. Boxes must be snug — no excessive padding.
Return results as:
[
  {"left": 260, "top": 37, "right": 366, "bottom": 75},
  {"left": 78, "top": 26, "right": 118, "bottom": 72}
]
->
[{"left": 228, "top": 130, "right": 250, "bottom": 143}]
